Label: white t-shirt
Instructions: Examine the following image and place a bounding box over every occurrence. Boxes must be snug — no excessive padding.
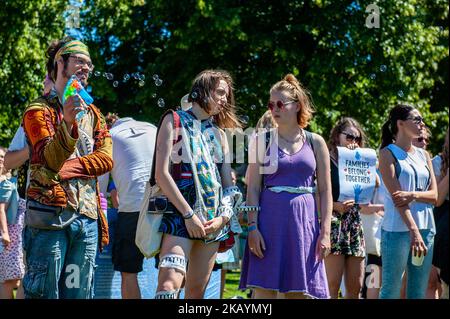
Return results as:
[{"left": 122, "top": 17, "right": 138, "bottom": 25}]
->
[
  {"left": 8, "top": 126, "right": 31, "bottom": 195},
  {"left": 8, "top": 126, "right": 27, "bottom": 151},
  {"left": 106, "top": 118, "right": 157, "bottom": 212}
]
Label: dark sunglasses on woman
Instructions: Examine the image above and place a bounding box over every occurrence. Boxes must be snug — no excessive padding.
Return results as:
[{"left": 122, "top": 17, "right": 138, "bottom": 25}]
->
[
  {"left": 341, "top": 132, "right": 362, "bottom": 143},
  {"left": 417, "top": 137, "right": 429, "bottom": 143},
  {"left": 407, "top": 115, "right": 425, "bottom": 125}
]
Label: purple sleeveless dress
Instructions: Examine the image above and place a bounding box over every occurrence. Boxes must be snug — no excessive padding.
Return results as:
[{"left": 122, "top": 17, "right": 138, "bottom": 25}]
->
[{"left": 239, "top": 140, "right": 330, "bottom": 298}]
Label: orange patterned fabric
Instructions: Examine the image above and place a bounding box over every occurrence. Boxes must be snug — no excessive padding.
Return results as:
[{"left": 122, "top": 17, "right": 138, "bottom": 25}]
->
[{"left": 22, "top": 93, "right": 113, "bottom": 249}]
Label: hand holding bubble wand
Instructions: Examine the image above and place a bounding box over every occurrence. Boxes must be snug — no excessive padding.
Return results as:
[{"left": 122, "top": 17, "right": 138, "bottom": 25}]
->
[{"left": 62, "top": 75, "right": 94, "bottom": 122}]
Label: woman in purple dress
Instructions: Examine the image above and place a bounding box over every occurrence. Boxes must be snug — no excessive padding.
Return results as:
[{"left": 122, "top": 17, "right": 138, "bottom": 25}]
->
[{"left": 239, "top": 74, "right": 332, "bottom": 299}]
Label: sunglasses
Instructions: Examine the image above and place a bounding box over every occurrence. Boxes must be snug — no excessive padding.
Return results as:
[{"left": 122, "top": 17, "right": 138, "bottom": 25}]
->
[
  {"left": 406, "top": 115, "right": 424, "bottom": 125},
  {"left": 417, "top": 137, "right": 429, "bottom": 143},
  {"left": 267, "top": 100, "right": 296, "bottom": 111},
  {"left": 341, "top": 132, "right": 362, "bottom": 143}
]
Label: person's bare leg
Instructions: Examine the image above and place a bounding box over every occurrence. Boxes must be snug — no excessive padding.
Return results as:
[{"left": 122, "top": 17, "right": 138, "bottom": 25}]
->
[
  {"left": 220, "top": 268, "right": 226, "bottom": 299},
  {"left": 254, "top": 288, "right": 277, "bottom": 299},
  {"left": 15, "top": 281, "right": 24, "bottom": 299},
  {"left": 324, "top": 254, "right": 345, "bottom": 298},
  {"left": 366, "top": 266, "right": 382, "bottom": 299},
  {"left": 121, "top": 272, "right": 141, "bottom": 299},
  {"left": 425, "top": 266, "right": 441, "bottom": 299},
  {"left": 280, "top": 291, "right": 309, "bottom": 299},
  {"left": 156, "top": 234, "right": 193, "bottom": 298},
  {"left": 344, "top": 256, "right": 365, "bottom": 299},
  {"left": 400, "top": 272, "right": 407, "bottom": 299},
  {"left": 0, "top": 280, "right": 19, "bottom": 299},
  {"left": 184, "top": 241, "right": 219, "bottom": 299}
]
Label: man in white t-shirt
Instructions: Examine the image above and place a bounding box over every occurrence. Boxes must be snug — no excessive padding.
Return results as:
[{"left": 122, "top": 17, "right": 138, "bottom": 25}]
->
[{"left": 104, "top": 115, "right": 157, "bottom": 299}]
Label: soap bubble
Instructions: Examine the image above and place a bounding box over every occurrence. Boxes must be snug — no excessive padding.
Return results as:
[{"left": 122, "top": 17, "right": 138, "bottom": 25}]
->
[
  {"left": 133, "top": 73, "right": 140, "bottom": 80},
  {"left": 139, "top": 80, "right": 145, "bottom": 87},
  {"left": 241, "top": 115, "right": 249, "bottom": 124},
  {"left": 139, "top": 74, "right": 146, "bottom": 81},
  {"left": 155, "top": 78, "right": 163, "bottom": 86},
  {"left": 113, "top": 81, "right": 119, "bottom": 87},
  {"left": 106, "top": 73, "right": 114, "bottom": 80},
  {"left": 94, "top": 71, "right": 101, "bottom": 77},
  {"left": 191, "top": 91, "right": 198, "bottom": 99},
  {"left": 103, "top": 72, "right": 107, "bottom": 78},
  {"left": 380, "top": 65, "right": 387, "bottom": 72},
  {"left": 157, "top": 98, "right": 165, "bottom": 108},
  {"left": 250, "top": 105, "right": 256, "bottom": 110},
  {"left": 397, "top": 90, "right": 404, "bottom": 97},
  {"left": 123, "top": 74, "right": 130, "bottom": 81},
  {"left": 152, "top": 74, "right": 159, "bottom": 80},
  {"left": 86, "top": 86, "right": 92, "bottom": 93},
  {"left": 369, "top": 73, "right": 376, "bottom": 80},
  {"left": 152, "top": 93, "right": 157, "bottom": 98}
]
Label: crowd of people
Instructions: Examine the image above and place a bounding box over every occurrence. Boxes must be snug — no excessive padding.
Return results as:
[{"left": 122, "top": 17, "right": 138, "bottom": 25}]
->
[{"left": 0, "top": 37, "right": 448, "bottom": 299}]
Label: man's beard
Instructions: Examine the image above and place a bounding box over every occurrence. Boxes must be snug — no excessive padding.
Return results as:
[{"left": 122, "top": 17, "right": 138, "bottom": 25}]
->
[{"left": 62, "top": 67, "right": 88, "bottom": 87}]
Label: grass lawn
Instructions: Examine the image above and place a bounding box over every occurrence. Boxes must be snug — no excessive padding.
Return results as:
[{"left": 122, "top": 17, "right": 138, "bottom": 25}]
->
[{"left": 223, "top": 270, "right": 250, "bottom": 299}]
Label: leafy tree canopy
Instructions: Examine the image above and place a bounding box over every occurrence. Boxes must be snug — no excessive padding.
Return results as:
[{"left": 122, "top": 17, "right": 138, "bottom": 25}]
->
[{"left": 0, "top": 0, "right": 448, "bottom": 155}]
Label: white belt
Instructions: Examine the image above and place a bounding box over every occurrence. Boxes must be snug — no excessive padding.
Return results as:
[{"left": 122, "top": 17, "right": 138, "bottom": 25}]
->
[{"left": 266, "top": 186, "right": 316, "bottom": 194}]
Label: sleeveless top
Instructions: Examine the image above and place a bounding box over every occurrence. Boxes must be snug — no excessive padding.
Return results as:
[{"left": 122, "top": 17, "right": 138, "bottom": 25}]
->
[{"left": 381, "top": 144, "right": 435, "bottom": 233}]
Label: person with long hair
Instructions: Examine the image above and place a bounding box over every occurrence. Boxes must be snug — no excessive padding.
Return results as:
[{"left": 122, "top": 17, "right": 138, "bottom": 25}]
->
[
  {"left": 431, "top": 129, "right": 449, "bottom": 298},
  {"left": 378, "top": 104, "right": 437, "bottom": 299},
  {"left": 325, "top": 117, "right": 368, "bottom": 299},
  {"left": 21, "top": 37, "right": 113, "bottom": 299},
  {"left": 239, "top": 74, "right": 332, "bottom": 299},
  {"left": 154, "top": 69, "right": 242, "bottom": 299}
]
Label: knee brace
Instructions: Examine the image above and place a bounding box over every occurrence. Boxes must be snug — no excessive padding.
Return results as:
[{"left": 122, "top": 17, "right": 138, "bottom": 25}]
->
[
  {"left": 155, "top": 289, "right": 180, "bottom": 299},
  {"left": 159, "top": 254, "right": 188, "bottom": 275}
]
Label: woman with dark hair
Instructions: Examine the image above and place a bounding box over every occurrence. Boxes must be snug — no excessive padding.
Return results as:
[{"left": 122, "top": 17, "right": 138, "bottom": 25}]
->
[
  {"left": 325, "top": 117, "right": 368, "bottom": 299},
  {"left": 431, "top": 129, "right": 449, "bottom": 298},
  {"left": 378, "top": 104, "right": 437, "bottom": 299},
  {"left": 154, "top": 70, "right": 242, "bottom": 299},
  {"left": 239, "top": 74, "right": 332, "bottom": 299}
]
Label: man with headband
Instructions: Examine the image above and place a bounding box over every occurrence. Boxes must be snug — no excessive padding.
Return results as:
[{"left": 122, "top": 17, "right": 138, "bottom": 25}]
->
[{"left": 21, "top": 37, "right": 113, "bottom": 299}]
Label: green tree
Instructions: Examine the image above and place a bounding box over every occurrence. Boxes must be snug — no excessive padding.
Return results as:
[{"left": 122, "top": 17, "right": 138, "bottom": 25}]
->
[
  {"left": 1, "top": 0, "right": 448, "bottom": 155},
  {"left": 0, "top": 0, "right": 66, "bottom": 145}
]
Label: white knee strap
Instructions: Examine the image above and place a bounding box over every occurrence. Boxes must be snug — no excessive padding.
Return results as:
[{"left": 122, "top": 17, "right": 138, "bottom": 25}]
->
[
  {"left": 155, "top": 289, "right": 179, "bottom": 299},
  {"left": 159, "top": 254, "right": 188, "bottom": 274}
]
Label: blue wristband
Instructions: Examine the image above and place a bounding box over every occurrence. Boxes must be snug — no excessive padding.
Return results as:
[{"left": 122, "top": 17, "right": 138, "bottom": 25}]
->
[{"left": 248, "top": 225, "right": 257, "bottom": 232}]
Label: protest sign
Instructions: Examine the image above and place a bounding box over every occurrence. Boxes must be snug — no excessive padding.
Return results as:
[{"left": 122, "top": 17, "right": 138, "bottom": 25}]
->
[{"left": 337, "top": 146, "right": 377, "bottom": 204}]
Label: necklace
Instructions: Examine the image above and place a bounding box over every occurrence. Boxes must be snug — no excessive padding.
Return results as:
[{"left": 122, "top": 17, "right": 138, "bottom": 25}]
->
[{"left": 278, "top": 128, "right": 304, "bottom": 144}]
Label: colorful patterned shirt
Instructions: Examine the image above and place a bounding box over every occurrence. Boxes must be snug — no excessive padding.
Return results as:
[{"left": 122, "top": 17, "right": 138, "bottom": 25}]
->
[{"left": 22, "top": 88, "right": 113, "bottom": 221}]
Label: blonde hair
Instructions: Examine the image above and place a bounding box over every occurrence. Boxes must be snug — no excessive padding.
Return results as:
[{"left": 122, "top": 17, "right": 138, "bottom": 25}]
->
[
  {"left": 256, "top": 110, "right": 277, "bottom": 130},
  {"left": 269, "top": 74, "right": 315, "bottom": 128}
]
